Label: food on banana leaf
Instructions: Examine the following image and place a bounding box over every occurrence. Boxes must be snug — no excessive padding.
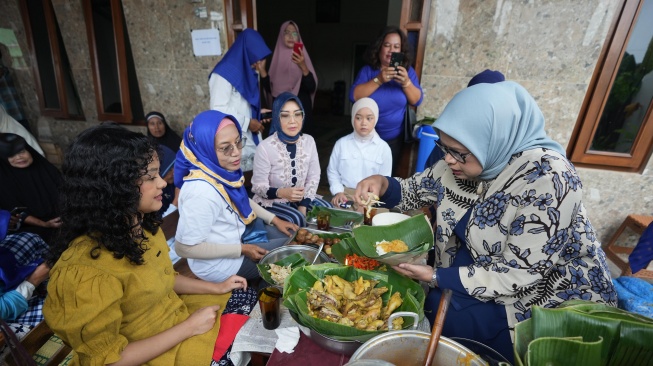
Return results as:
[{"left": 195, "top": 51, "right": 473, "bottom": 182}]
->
[
  {"left": 344, "top": 253, "right": 381, "bottom": 270},
  {"left": 306, "top": 275, "right": 404, "bottom": 331},
  {"left": 375, "top": 239, "right": 409, "bottom": 255},
  {"left": 268, "top": 263, "right": 292, "bottom": 285}
]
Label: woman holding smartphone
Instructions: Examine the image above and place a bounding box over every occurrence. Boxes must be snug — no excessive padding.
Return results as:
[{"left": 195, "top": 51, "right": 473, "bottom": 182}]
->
[
  {"left": 350, "top": 26, "right": 423, "bottom": 177},
  {"left": 258, "top": 21, "right": 318, "bottom": 131}
]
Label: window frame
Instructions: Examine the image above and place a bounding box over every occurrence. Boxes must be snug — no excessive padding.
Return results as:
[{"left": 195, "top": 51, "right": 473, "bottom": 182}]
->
[
  {"left": 568, "top": 0, "right": 653, "bottom": 172},
  {"left": 81, "top": 0, "right": 133, "bottom": 123},
  {"left": 19, "top": 0, "right": 84, "bottom": 120}
]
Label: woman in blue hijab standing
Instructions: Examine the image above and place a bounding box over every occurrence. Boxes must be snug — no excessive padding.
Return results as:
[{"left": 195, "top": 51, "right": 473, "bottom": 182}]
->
[
  {"left": 354, "top": 81, "right": 617, "bottom": 363},
  {"left": 209, "top": 29, "right": 271, "bottom": 173}
]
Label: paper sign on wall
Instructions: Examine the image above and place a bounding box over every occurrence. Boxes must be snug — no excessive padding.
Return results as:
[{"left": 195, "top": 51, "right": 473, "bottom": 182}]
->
[{"left": 191, "top": 28, "right": 221, "bottom": 56}]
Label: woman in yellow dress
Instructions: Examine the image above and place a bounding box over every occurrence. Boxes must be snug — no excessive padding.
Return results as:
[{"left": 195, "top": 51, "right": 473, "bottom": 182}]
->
[{"left": 43, "top": 124, "right": 253, "bottom": 365}]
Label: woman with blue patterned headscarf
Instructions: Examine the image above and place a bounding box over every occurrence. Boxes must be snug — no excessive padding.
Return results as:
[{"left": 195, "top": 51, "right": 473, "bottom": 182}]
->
[
  {"left": 251, "top": 92, "right": 332, "bottom": 227},
  {"left": 174, "top": 110, "right": 297, "bottom": 282},
  {"left": 209, "top": 29, "right": 272, "bottom": 172},
  {"left": 354, "top": 81, "right": 616, "bottom": 363}
]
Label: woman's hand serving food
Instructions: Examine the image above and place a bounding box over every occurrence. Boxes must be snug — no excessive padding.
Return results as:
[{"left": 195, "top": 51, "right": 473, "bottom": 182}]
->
[{"left": 354, "top": 174, "right": 388, "bottom": 209}]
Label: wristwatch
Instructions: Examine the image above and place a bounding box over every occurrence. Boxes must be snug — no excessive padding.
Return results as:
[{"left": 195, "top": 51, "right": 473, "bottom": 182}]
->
[
  {"left": 373, "top": 77, "right": 381, "bottom": 85},
  {"left": 428, "top": 268, "right": 439, "bottom": 288}
]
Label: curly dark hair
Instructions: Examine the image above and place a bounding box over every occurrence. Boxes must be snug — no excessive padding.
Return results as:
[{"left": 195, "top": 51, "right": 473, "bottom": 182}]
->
[
  {"left": 364, "top": 26, "right": 413, "bottom": 70},
  {"left": 48, "top": 123, "right": 161, "bottom": 266}
]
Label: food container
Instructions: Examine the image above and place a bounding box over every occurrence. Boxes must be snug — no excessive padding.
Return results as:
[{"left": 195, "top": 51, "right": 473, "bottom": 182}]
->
[
  {"left": 372, "top": 212, "right": 411, "bottom": 226},
  {"left": 286, "top": 228, "right": 351, "bottom": 262},
  {"left": 259, "top": 245, "right": 331, "bottom": 267},
  {"left": 349, "top": 323, "right": 488, "bottom": 366},
  {"left": 307, "top": 206, "right": 363, "bottom": 231},
  {"left": 257, "top": 245, "right": 332, "bottom": 287}
]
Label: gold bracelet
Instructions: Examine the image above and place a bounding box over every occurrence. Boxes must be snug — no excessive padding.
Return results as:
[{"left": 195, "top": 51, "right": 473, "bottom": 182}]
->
[{"left": 402, "top": 82, "right": 412, "bottom": 88}]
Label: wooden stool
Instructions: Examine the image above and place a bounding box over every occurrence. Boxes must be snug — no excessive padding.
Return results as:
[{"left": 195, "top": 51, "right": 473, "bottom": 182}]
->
[{"left": 605, "top": 214, "right": 653, "bottom": 280}]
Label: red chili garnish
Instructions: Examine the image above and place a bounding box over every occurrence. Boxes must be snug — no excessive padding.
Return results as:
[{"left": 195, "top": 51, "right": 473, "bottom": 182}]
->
[{"left": 345, "top": 254, "right": 380, "bottom": 270}]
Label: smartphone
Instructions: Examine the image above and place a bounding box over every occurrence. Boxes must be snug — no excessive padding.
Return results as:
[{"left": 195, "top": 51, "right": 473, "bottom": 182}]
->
[
  {"left": 260, "top": 112, "right": 272, "bottom": 120},
  {"left": 390, "top": 52, "right": 404, "bottom": 70},
  {"left": 293, "top": 42, "right": 304, "bottom": 55},
  {"left": 339, "top": 200, "right": 354, "bottom": 209},
  {"left": 11, "top": 206, "right": 27, "bottom": 215}
]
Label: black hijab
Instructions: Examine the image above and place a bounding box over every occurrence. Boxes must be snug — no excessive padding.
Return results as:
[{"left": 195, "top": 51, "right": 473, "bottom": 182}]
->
[
  {"left": 145, "top": 111, "right": 182, "bottom": 152},
  {"left": 0, "top": 134, "right": 61, "bottom": 239}
]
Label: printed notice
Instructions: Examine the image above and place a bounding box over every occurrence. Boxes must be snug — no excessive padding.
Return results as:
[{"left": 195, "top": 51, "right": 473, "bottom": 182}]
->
[{"left": 191, "top": 28, "right": 221, "bottom": 56}]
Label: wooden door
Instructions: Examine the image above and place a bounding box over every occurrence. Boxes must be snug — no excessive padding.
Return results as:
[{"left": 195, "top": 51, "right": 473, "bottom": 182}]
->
[
  {"left": 399, "top": 0, "right": 431, "bottom": 81},
  {"left": 224, "top": 0, "right": 257, "bottom": 46}
]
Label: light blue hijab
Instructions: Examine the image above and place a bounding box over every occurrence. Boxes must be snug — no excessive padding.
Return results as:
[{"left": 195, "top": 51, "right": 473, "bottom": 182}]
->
[{"left": 434, "top": 81, "right": 565, "bottom": 180}]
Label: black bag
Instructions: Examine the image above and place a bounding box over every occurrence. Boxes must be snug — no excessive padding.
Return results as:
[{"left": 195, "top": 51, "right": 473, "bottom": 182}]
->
[{"left": 403, "top": 105, "right": 417, "bottom": 144}]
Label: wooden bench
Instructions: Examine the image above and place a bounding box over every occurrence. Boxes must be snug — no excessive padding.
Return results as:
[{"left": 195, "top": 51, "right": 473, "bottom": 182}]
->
[
  {"left": 605, "top": 214, "right": 653, "bottom": 280},
  {"left": 1, "top": 320, "right": 72, "bottom": 366}
]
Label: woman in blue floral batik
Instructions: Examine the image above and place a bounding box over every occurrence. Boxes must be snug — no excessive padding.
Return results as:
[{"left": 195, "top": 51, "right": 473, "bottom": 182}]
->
[{"left": 354, "top": 81, "right": 617, "bottom": 364}]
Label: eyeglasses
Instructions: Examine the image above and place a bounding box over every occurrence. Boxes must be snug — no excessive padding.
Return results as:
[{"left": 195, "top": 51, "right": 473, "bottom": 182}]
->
[
  {"left": 216, "top": 137, "right": 246, "bottom": 156},
  {"left": 283, "top": 31, "right": 299, "bottom": 39},
  {"left": 435, "top": 140, "right": 473, "bottom": 164},
  {"left": 280, "top": 111, "right": 304, "bottom": 123}
]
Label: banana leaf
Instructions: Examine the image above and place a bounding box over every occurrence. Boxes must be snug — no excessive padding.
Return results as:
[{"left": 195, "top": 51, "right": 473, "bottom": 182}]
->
[
  {"left": 334, "top": 214, "right": 433, "bottom": 265},
  {"left": 514, "top": 301, "right": 653, "bottom": 366},
  {"left": 306, "top": 206, "right": 363, "bottom": 227},
  {"left": 282, "top": 263, "right": 425, "bottom": 342},
  {"left": 256, "top": 252, "right": 309, "bottom": 285}
]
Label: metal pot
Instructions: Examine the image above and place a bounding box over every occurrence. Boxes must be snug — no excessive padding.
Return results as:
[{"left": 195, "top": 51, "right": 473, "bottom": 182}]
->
[
  {"left": 290, "top": 311, "right": 421, "bottom": 357},
  {"left": 300, "top": 327, "right": 363, "bottom": 356},
  {"left": 259, "top": 244, "right": 332, "bottom": 265},
  {"left": 288, "top": 309, "right": 363, "bottom": 356},
  {"left": 349, "top": 331, "right": 488, "bottom": 366}
]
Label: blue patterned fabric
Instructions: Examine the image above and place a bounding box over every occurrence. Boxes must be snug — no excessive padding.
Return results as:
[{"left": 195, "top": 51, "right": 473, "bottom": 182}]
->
[
  {"left": 211, "top": 287, "right": 258, "bottom": 366},
  {"left": 0, "top": 233, "right": 47, "bottom": 290},
  {"left": 0, "top": 232, "right": 47, "bottom": 324},
  {"left": 393, "top": 82, "right": 617, "bottom": 338}
]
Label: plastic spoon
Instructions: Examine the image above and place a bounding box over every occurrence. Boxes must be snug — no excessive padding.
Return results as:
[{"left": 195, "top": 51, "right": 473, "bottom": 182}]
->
[
  {"left": 311, "top": 242, "right": 325, "bottom": 265},
  {"left": 423, "top": 288, "right": 452, "bottom": 366}
]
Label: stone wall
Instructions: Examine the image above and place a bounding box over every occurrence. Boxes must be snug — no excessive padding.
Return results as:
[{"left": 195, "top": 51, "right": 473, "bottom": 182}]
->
[{"left": 417, "top": 0, "right": 653, "bottom": 244}]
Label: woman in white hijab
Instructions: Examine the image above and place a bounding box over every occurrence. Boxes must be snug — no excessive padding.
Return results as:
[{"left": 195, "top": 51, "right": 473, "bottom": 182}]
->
[{"left": 327, "top": 97, "right": 392, "bottom": 206}]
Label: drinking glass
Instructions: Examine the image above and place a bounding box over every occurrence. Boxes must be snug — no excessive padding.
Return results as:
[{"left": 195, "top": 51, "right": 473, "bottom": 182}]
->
[{"left": 258, "top": 286, "right": 282, "bottom": 330}]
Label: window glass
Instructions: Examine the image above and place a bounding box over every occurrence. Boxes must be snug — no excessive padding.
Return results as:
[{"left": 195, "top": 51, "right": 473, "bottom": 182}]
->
[{"left": 590, "top": 0, "right": 653, "bottom": 153}]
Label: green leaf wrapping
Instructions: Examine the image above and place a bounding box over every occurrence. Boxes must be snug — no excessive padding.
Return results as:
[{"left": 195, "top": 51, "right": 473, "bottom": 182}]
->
[
  {"left": 256, "top": 252, "right": 309, "bottom": 285},
  {"left": 332, "top": 214, "right": 433, "bottom": 265},
  {"left": 514, "top": 301, "right": 653, "bottom": 366},
  {"left": 306, "top": 206, "right": 364, "bottom": 227},
  {"left": 282, "top": 263, "right": 425, "bottom": 342}
]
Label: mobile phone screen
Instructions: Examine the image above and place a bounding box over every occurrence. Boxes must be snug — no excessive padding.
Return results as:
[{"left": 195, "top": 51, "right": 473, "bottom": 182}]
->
[
  {"left": 293, "top": 42, "right": 304, "bottom": 54},
  {"left": 390, "top": 52, "right": 404, "bottom": 70}
]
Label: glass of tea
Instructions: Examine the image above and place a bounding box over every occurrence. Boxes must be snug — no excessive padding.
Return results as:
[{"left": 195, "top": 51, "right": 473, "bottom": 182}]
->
[
  {"left": 363, "top": 207, "right": 377, "bottom": 226},
  {"left": 258, "top": 286, "right": 281, "bottom": 330},
  {"left": 316, "top": 211, "right": 331, "bottom": 230}
]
